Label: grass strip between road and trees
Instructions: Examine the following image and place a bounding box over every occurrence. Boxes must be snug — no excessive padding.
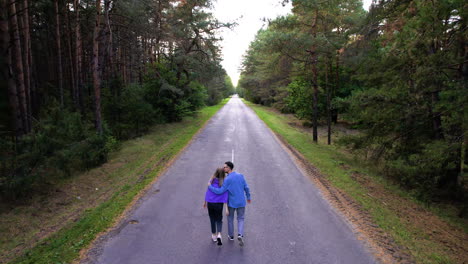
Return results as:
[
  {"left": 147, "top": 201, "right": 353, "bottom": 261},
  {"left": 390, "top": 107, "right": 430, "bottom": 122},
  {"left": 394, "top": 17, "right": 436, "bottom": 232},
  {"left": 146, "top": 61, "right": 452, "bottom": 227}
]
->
[
  {"left": 6, "top": 99, "right": 228, "bottom": 264},
  {"left": 244, "top": 100, "right": 464, "bottom": 264}
]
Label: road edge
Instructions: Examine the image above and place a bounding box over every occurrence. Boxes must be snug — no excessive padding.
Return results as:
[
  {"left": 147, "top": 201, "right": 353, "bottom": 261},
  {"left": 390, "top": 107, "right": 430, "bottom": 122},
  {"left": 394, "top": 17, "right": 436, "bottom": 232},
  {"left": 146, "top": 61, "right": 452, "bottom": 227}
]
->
[
  {"left": 76, "top": 100, "right": 230, "bottom": 264},
  {"left": 243, "top": 99, "right": 413, "bottom": 264}
]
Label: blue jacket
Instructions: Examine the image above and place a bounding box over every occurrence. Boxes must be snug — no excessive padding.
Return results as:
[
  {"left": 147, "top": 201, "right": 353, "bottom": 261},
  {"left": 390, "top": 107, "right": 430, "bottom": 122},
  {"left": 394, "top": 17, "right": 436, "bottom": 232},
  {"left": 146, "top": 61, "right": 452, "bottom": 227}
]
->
[{"left": 208, "top": 171, "right": 251, "bottom": 208}]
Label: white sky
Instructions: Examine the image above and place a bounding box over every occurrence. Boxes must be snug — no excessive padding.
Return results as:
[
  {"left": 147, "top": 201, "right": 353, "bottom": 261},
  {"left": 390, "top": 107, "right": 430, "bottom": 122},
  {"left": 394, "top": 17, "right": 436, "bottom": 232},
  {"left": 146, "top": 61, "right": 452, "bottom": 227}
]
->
[{"left": 212, "top": 0, "right": 373, "bottom": 86}]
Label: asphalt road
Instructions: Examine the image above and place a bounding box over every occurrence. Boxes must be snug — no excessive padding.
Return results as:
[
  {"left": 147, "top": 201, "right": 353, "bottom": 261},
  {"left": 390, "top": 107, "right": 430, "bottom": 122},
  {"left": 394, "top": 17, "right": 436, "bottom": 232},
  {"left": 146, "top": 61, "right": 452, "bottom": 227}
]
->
[{"left": 84, "top": 96, "right": 376, "bottom": 264}]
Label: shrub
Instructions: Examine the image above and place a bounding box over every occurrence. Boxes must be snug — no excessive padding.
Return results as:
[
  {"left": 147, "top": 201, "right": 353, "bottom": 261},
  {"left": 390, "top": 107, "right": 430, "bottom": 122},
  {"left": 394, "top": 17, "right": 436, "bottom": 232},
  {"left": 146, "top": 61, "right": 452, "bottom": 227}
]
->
[
  {"left": 386, "top": 141, "right": 459, "bottom": 201},
  {"left": 0, "top": 105, "right": 118, "bottom": 200}
]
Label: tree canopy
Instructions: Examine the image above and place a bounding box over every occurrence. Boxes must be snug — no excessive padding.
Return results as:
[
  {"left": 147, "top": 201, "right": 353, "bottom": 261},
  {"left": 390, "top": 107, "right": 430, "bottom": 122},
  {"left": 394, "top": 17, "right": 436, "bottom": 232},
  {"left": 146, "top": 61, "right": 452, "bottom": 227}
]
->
[
  {"left": 0, "top": 0, "right": 234, "bottom": 198},
  {"left": 238, "top": 0, "right": 467, "bottom": 202}
]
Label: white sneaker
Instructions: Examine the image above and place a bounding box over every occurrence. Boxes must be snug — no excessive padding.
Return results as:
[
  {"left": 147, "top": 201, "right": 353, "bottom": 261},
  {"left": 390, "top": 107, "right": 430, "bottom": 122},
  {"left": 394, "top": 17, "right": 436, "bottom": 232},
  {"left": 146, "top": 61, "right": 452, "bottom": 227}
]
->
[
  {"left": 212, "top": 234, "right": 217, "bottom": 242},
  {"left": 216, "top": 235, "right": 223, "bottom": 246},
  {"left": 237, "top": 235, "right": 244, "bottom": 247}
]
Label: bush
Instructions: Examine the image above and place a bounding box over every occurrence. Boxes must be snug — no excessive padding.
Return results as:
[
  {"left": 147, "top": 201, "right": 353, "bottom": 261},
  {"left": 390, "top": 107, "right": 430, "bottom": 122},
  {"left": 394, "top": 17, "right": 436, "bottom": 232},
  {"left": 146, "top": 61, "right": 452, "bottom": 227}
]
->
[
  {"left": 187, "top": 81, "right": 207, "bottom": 111},
  {"left": 103, "top": 82, "right": 158, "bottom": 139},
  {"left": 0, "top": 105, "right": 118, "bottom": 200},
  {"left": 386, "top": 141, "right": 459, "bottom": 201},
  {"left": 285, "top": 78, "right": 326, "bottom": 121}
]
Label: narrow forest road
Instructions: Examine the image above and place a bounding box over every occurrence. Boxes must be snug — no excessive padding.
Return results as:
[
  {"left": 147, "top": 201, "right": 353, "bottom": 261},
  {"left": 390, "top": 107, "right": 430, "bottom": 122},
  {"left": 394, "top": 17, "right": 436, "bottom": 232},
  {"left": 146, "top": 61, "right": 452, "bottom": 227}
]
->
[{"left": 82, "top": 96, "right": 376, "bottom": 264}]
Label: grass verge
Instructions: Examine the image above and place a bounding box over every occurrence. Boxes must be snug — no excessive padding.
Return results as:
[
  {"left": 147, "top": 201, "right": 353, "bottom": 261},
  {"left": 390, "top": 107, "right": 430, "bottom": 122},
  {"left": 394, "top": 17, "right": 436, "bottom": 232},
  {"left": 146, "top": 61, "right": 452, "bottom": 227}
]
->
[
  {"left": 3, "top": 99, "right": 228, "bottom": 264},
  {"left": 244, "top": 100, "right": 467, "bottom": 264}
]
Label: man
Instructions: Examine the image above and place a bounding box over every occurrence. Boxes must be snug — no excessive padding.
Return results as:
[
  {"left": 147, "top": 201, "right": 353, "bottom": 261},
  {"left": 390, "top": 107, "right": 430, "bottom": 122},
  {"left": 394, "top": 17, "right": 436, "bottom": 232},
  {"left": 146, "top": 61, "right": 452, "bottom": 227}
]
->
[{"left": 208, "top": 161, "right": 251, "bottom": 246}]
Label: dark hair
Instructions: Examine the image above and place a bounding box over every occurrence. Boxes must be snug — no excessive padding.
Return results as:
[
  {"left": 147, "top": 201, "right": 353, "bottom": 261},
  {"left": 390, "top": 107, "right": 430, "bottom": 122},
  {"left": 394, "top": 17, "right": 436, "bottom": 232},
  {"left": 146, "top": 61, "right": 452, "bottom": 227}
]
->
[{"left": 225, "top": 161, "right": 234, "bottom": 170}]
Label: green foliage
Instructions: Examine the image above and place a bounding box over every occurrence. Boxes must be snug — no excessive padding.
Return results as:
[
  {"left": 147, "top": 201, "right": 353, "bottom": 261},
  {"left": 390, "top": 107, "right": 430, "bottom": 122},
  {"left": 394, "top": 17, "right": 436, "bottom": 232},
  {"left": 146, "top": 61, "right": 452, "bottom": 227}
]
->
[
  {"left": 187, "top": 81, "right": 208, "bottom": 111},
  {"left": 0, "top": 104, "right": 117, "bottom": 199},
  {"left": 143, "top": 63, "right": 193, "bottom": 122},
  {"left": 239, "top": 0, "right": 467, "bottom": 204},
  {"left": 339, "top": 0, "right": 467, "bottom": 202},
  {"left": 239, "top": 1, "right": 366, "bottom": 120},
  {"left": 8, "top": 99, "right": 228, "bottom": 264},
  {"left": 246, "top": 100, "right": 465, "bottom": 263},
  {"left": 387, "top": 141, "right": 458, "bottom": 200},
  {"left": 224, "top": 76, "right": 235, "bottom": 97},
  {"left": 104, "top": 82, "right": 157, "bottom": 139},
  {"left": 285, "top": 79, "right": 313, "bottom": 119},
  {"left": 1, "top": 0, "right": 234, "bottom": 201}
]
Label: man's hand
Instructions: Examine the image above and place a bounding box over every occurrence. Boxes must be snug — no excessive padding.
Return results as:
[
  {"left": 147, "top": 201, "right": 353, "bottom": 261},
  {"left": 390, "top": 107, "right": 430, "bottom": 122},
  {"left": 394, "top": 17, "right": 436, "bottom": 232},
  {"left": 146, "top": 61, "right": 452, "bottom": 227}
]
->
[{"left": 207, "top": 180, "right": 211, "bottom": 187}]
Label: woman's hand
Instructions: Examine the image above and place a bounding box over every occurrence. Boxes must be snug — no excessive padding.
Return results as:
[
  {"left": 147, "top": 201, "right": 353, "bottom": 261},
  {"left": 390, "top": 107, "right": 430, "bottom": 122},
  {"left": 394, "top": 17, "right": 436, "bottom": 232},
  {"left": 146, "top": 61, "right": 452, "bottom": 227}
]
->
[{"left": 207, "top": 176, "right": 213, "bottom": 187}]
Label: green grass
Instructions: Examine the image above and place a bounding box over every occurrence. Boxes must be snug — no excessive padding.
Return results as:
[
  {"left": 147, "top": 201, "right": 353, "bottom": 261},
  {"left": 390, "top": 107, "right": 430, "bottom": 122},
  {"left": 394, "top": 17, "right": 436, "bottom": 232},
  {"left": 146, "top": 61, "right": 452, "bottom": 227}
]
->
[
  {"left": 244, "top": 100, "right": 463, "bottom": 264},
  {"left": 8, "top": 99, "right": 228, "bottom": 264}
]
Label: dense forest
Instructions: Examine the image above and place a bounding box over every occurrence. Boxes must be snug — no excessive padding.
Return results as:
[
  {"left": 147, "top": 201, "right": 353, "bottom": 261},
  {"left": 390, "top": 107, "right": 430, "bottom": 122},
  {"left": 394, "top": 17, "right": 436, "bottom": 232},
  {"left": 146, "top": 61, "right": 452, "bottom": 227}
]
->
[
  {"left": 238, "top": 0, "right": 467, "bottom": 205},
  {"left": 0, "top": 0, "right": 234, "bottom": 198}
]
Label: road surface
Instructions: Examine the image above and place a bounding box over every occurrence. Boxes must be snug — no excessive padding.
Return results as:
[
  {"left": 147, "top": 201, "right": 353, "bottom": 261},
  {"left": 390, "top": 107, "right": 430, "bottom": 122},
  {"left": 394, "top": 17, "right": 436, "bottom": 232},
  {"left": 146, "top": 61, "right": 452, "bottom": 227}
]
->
[{"left": 83, "top": 96, "right": 376, "bottom": 264}]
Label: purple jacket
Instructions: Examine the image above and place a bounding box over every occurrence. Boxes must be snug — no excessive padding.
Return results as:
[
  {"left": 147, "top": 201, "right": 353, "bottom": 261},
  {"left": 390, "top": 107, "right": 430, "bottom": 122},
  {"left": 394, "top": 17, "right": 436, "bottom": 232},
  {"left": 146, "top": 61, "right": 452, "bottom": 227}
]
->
[{"left": 205, "top": 178, "right": 228, "bottom": 203}]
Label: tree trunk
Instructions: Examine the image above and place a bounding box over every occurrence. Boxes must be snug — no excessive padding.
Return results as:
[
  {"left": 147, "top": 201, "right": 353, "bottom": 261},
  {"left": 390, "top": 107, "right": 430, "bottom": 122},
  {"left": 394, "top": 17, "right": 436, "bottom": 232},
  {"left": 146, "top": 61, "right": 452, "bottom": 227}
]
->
[
  {"left": 311, "top": 9, "right": 319, "bottom": 143},
  {"left": 122, "top": 47, "right": 127, "bottom": 84},
  {"left": 155, "top": 0, "right": 162, "bottom": 62},
  {"left": 9, "top": 0, "right": 29, "bottom": 134},
  {"left": 74, "top": 0, "right": 83, "bottom": 113},
  {"left": 25, "top": 0, "right": 37, "bottom": 118},
  {"left": 104, "top": 0, "right": 114, "bottom": 79},
  {"left": 65, "top": 6, "right": 75, "bottom": 108},
  {"left": 21, "top": 0, "right": 32, "bottom": 129},
  {"left": 326, "top": 57, "right": 331, "bottom": 145},
  {"left": 129, "top": 42, "right": 133, "bottom": 83},
  {"left": 55, "top": 0, "right": 64, "bottom": 107},
  {"left": 457, "top": 21, "right": 467, "bottom": 187},
  {"left": 93, "top": 0, "right": 103, "bottom": 134},
  {"left": 431, "top": 91, "right": 444, "bottom": 139},
  {"left": 333, "top": 49, "right": 340, "bottom": 123},
  {"left": 2, "top": 0, "right": 22, "bottom": 137},
  {"left": 460, "top": 120, "right": 466, "bottom": 187}
]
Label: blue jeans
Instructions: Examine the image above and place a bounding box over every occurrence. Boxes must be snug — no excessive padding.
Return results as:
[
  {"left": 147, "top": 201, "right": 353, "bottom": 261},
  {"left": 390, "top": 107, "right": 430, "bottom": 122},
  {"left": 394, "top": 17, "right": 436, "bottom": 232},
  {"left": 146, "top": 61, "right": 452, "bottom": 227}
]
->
[{"left": 228, "top": 207, "right": 245, "bottom": 237}]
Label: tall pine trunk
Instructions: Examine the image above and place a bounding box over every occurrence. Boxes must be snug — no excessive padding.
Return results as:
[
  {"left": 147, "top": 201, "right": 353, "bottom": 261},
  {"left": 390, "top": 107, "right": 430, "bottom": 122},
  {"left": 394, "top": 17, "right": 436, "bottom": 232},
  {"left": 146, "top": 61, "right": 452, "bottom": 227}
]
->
[
  {"left": 65, "top": 6, "right": 75, "bottom": 107},
  {"left": 9, "top": 0, "right": 29, "bottom": 134},
  {"left": 326, "top": 57, "right": 332, "bottom": 145},
  {"left": 311, "top": 9, "right": 318, "bottom": 143},
  {"left": 74, "top": 0, "right": 83, "bottom": 112},
  {"left": 93, "top": 0, "right": 103, "bottom": 134},
  {"left": 333, "top": 49, "right": 340, "bottom": 123},
  {"left": 155, "top": 0, "right": 163, "bottom": 62},
  {"left": 122, "top": 47, "right": 127, "bottom": 84},
  {"left": 55, "top": 0, "right": 64, "bottom": 107},
  {"left": 457, "top": 19, "right": 468, "bottom": 187},
  {"left": 431, "top": 90, "right": 444, "bottom": 139},
  {"left": 2, "top": 0, "right": 22, "bottom": 137},
  {"left": 104, "top": 0, "right": 114, "bottom": 79},
  {"left": 21, "top": 0, "right": 32, "bottom": 128}
]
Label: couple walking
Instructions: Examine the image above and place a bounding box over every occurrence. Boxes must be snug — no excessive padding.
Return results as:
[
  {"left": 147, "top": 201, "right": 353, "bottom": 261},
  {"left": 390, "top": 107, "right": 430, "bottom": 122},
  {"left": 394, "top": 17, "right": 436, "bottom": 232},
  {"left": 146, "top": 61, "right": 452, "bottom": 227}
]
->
[{"left": 203, "top": 161, "right": 251, "bottom": 247}]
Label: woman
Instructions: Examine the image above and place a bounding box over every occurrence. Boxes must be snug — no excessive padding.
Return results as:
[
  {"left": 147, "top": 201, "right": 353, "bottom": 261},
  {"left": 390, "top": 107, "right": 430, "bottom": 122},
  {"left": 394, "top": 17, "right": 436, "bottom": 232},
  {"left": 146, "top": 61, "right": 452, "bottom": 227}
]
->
[{"left": 203, "top": 167, "right": 228, "bottom": 246}]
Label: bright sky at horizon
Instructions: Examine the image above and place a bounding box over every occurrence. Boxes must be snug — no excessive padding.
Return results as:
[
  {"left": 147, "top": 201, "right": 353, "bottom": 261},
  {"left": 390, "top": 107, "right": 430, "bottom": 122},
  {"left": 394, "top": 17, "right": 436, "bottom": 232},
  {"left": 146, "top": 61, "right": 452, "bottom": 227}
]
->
[{"left": 212, "top": 0, "right": 373, "bottom": 87}]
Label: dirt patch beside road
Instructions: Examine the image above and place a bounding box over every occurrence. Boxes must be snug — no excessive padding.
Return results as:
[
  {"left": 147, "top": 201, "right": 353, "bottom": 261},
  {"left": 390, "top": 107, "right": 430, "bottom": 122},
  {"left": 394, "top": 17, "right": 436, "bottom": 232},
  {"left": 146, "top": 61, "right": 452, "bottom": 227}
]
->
[{"left": 348, "top": 170, "right": 468, "bottom": 264}]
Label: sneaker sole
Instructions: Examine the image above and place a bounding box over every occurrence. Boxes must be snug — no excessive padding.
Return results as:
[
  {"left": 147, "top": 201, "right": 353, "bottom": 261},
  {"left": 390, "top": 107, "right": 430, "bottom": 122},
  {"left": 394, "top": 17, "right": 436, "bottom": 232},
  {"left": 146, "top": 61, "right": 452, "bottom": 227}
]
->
[
  {"left": 238, "top": 236, "right": 244, "bottom": 247},
  {"left": 217, "top": 238, "right": 222, "bottom": 246}
]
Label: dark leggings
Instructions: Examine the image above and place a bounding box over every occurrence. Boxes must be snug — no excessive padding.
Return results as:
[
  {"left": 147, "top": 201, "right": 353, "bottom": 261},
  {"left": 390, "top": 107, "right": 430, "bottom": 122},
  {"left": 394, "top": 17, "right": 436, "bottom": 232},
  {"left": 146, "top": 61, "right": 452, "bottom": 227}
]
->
[{"left": 207, "top": 202, "right": 224, "bottom": 233}]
